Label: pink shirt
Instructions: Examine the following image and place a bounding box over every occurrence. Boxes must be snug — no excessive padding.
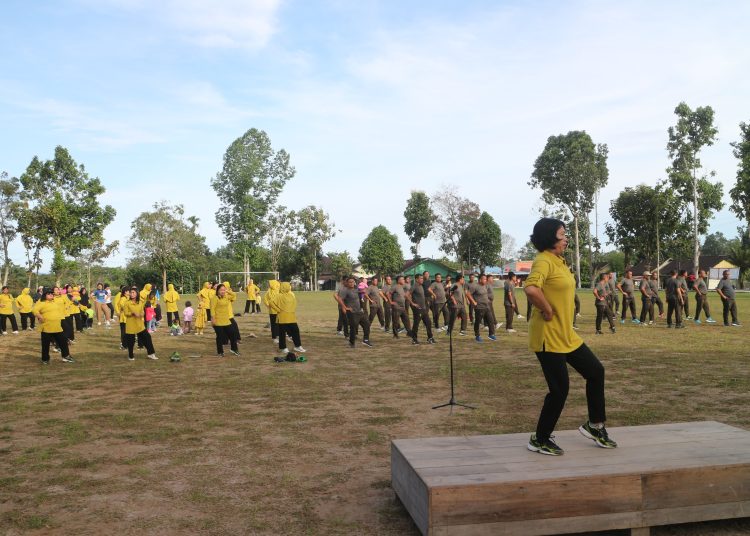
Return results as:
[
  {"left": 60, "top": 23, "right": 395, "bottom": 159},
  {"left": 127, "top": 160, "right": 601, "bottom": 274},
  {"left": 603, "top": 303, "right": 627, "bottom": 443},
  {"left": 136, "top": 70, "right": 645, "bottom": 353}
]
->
[{"left": 183, "top": 307, "right": 194, "bottom": 322}]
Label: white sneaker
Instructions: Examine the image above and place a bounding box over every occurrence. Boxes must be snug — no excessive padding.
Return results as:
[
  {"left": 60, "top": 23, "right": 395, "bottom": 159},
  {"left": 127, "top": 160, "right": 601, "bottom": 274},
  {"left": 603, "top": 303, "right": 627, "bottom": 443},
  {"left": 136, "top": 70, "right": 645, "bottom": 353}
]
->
[
  {"left": 294, "top": 346, "right": 306, "bottom": 353},
  {"left": 12, "top": 331, "right": 18, "bottom": 335},
  {"left": 495, "top": 323, "right": 503, "bottom": 329},
  {"left": 97, "top": 322, "right": 101, "bottom": 326},
  {"left": 281, "top": 348, "right": 289, "bottom": 355},
  {"left": 517, "top": 315, "right": 525, "bottom": 319},
  {"left": 506, "top": 328, "right": 517, "bottom": 333},
  {"left": 272, "top": 337, "right": 279, "bottom": 343},
  {"left": 147, "top": 354, "right": 158, "bottom": 360}
]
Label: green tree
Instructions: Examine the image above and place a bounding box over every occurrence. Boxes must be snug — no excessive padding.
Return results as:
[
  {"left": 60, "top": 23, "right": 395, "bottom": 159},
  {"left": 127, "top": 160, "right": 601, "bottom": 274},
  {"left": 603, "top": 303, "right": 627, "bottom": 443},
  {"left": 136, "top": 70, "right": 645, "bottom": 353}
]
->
[
  {"left": 729, "top": 121, "right": 750, "bottom": 242},
  {"left": 295, "top": 206, "right": 336, "bottom": 291},
  {"left": 327, "top": 251, "right": 355, "bottom": 280},
  {"left": 728, "top": 231, "right": 750, "bottom": 289},
  {"left": 517, "top": 241, "right": 537, "bottom": 260},
  {"left": 403, "top": 191, "right": 435, "bottom": 258},
  {"left": 605, "top": 184, "right": 687, "bottom": 267},
  {"left": 18, "top": 146, "right": 116, "bottom": 281},
  {"left": 265, "top": 206, "right": 297, "bottom": 273},
  {"left": 211, "top": 128, "right": 295, "bottom": 276},
  {"left": 529, "top": 130, "right": 609, "bottom": 287},
  {"left": 128, "top": 201, "right": 208, "bottom": 293},
  {"left": 666, "top": 102, "right": 724, "bottom": 271},
  {"left": 457, "top": 211, "right": 502, "bottom": 272},
  {"left": 0, "top": 172, "right": 22, "bottom": 286},
  {"left": 75, "top": 237, "right": 120, "bottom": 290},
  {"left": 358, "top": 225, "right": 404, "bottom": 277},
  {"left": 431, "top": 185, "right": 480, "bottom": 265},
  {"left": 701, "top": 232, "right": 735, "bottom": 256}
]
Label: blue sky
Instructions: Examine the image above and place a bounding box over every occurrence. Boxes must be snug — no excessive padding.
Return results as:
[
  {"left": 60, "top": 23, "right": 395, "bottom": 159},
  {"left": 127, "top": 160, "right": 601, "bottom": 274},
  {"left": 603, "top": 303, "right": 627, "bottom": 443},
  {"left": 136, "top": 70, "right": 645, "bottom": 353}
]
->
[{"left": 1, "top": 0, "right": 749, "bottom": 270}]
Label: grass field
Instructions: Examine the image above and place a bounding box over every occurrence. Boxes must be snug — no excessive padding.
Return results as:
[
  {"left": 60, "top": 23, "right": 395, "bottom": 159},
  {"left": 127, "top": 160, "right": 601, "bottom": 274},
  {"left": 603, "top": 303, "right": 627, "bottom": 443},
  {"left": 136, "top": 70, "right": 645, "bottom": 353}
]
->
[{"left": 1, "top": 290, "right": 749, "bottom": 535}]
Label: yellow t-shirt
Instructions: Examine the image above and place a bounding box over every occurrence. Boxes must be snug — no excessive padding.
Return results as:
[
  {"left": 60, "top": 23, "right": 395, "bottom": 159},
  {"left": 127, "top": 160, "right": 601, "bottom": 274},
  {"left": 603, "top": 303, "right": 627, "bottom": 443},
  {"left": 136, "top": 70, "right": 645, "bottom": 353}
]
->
[
  {"left": 0, "top": 293, "right": 15, "bottom": 314},
  {"left": 525, "top": 250, "right": 582, "bottom": 353},
  {"left": 210, "top": 295, "right": 233, "bottom": 326},
  {"left": 122, "top": 300, "right": 146, "bottom": 335},
  {"left": 32, "top": 300, "right": 64, "bottom": 333},
  {"left": 246, "top": 283, "right": 260, "bottom": 300}
]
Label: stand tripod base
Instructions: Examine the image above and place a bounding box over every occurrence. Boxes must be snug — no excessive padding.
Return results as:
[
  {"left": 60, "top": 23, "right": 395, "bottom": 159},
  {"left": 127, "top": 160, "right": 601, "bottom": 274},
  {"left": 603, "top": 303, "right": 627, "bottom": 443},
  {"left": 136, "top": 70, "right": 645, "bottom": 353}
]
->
[{"left": 432, "top": 397, "right": 476, "bottom": 410}]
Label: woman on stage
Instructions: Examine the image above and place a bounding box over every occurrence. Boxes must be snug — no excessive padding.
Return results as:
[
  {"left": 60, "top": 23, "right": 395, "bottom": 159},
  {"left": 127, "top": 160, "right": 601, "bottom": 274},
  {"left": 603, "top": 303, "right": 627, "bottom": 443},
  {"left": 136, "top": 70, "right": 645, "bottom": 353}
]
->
[{"left": 524, "top": 218, "right": 617, "bottom": 456}]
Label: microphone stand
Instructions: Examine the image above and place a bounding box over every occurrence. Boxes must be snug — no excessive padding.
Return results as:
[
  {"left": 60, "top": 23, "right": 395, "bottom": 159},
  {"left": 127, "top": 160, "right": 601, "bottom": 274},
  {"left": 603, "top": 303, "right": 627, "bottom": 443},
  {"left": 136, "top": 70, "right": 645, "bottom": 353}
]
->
[{"left": 433, "top": 301, "right": 476, "bottom": 412}]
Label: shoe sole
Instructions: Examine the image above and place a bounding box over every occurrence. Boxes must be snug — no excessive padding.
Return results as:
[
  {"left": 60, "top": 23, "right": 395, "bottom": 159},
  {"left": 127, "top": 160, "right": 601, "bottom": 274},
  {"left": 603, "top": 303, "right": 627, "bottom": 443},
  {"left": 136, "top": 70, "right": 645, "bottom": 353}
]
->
[
  {"left": 527, "top": 443, "right": 563, "bottom": 456},
  {"left": 578, "top": 425, "right": 617, "bottom": 448}
]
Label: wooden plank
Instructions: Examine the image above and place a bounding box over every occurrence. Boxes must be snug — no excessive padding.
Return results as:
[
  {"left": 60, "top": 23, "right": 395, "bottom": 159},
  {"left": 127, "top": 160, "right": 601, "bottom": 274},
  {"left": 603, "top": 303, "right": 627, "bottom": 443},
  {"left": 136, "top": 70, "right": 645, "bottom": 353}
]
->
[
  {"left": 630, "top": 528, "right": 650, "bottom": 536},
  {"left": 641, "top": 500, "right": 750, "bottom": 526},
  {"left": 430, "top": 474, "right": 642, "bottom": 525},
  {"left": 391, "top": 443, "right": 429, "bottom": 535},
  {"left": 642, "top": 465, "right": 750, "bottom": 509}
]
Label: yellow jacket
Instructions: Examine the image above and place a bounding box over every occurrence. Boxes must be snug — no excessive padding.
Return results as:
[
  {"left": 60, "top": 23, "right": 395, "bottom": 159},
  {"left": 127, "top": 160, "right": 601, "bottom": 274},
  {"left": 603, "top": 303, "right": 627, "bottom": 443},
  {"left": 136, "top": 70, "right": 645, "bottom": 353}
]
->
[
  {"left": 64, "top": 295, "right": 79, "bottom": 316},
  {"left": 263, "top": 280, "right": 280, "bottom": 314},
  {"left": 276, "top": 282, "right": 297, "bottom": 324},
  {"left": 198, "top": 283, "right": 212, "bottom": 309},
  {"left": 33, "top": 299, "right": 64, "bottom": 333},
  {"left": 0, "top": 292, "right": 15, "bottom": 314},
  {"left": 222, "top": 281, "right": 236, "bottom": 303},
  {"left": 163, "top": 283, "right": 180, "bottom": 313},
  {"left": 139, "top": 284, "right": 154, "bottom": 305},
  {"left": 246, "top": 282, "right": 260, "bottom": 300},
  {"left": 115, "top": 293, "right": 129, "bottom": 324},
  {"left": 16, "top": 288, "right": 34, "bottom": 314},
  {"left": 210, "top": 295, "right": 233, "bottom": 326},
  {"left": 122, "top": 300, "right": 146, "bottom": 335},
  {"left": 53, "top": 295, "right": 69, "bottom": 318}
]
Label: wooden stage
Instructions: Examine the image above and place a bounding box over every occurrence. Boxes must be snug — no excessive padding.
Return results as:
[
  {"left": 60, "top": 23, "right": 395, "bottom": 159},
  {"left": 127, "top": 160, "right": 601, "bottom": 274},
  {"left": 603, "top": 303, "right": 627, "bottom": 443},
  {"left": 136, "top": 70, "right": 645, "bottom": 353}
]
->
[{"left": 391, "top": 421, "right": 750, "bottom": 535}]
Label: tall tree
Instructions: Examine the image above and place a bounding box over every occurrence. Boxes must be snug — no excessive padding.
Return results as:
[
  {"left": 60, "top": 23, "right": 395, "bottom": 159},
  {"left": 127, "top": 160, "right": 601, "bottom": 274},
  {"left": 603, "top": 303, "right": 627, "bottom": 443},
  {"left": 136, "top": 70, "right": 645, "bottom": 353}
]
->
[
  {"left": 431, "top": 185, "right": 480, "bottom": 265},
  {"left": 295, "top": 206, "right": 336, "bottom": 291},
  {"left": 457, "top": 211, "right": 503, "bottom": 272},
  {"left": 211, "top": 128, "right": 295, "bottom": 276},
  {"left": 128, "top": 201, "right": 208, "bottom": 293},
  {"left": 265, "top": 206, "right": 297, "bottom": 274},
  {"left": 403, "top": 191, "right": 435, "bottom": 258},
  {"left": 701, "top": 232, "right": 735, "bottom": 256},
  {"left": 529, "top": 131, "right": 609, "bottom": 287},
  {"left": 327, "top": 251, "right": 355, "bottom": 280},
  {"left": 0, "top": 172, "right": 21, "bottom": 286},
  {"left": 499, "top": 232, "right": 517, "bottom": 264},
  {"left": 517, "top": 240, "right": 538, "bottom": 260},
  {"left": 666, "top": 102, "right": 724, "bottom": 271},
  {"left": 729, "top": 120, "right": 750, "bottom": 237},
  {"left": 728, "top": 231, "right": 750, "bottom": 289},
  {"left": 76, "top": 237, "right": 120, "bottom": 290},
  {"left": 18, "top": 146, "right": 116, "bottom": 281},
  {"left": 359, "top": 225, "right": 404, "bottom": 278},
  {"left": 605, "top": 184, "right": 687, "bottom": 267}
]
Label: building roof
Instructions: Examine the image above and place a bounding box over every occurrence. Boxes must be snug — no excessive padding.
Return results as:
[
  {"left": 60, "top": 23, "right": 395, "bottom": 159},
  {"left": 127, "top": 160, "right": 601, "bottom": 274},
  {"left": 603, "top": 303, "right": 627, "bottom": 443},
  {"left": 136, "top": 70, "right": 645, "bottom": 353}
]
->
[
  {"left": 401, "top": 258, "right": 460, "bottom": 278},
  {"left": 631, "top": 255, "right": 736, "bottom": 276}
]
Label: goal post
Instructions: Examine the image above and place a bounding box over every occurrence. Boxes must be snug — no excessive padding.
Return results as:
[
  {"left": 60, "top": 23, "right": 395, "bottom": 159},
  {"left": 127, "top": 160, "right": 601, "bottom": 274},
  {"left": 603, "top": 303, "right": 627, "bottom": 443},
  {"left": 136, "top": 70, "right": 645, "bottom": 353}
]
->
[{"left": 217, "top": 271, "right": 280, "bottom": 291}]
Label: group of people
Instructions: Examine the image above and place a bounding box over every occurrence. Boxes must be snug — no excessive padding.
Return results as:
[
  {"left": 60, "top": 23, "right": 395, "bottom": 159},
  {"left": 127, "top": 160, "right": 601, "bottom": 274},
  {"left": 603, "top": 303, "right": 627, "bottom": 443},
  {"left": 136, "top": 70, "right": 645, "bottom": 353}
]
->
[
  {"left": 592, "top": 268, "right": 741, "bottom": 332},
  {"left": 333, "top": 271, "right": 526, "bottom": 348}
]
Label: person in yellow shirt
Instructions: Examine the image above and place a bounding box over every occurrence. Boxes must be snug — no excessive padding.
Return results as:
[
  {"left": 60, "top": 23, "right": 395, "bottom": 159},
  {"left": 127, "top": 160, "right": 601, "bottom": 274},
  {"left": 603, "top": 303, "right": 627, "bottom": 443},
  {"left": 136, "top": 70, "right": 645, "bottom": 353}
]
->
[
  {"left": 524, "top": 218, "right": 616, "bottom": 456},
  {"left": 244, "top": 278, "right": 261, "bottom": 315},
  {"left": 197, "top": 282, "right": 213, "bottom": 322},
  {"left": 222, "top": 281, "right": 241, "bottom": 342},
  {"left": 210, "top": 284, "right": 239, "bottom": 357},
  {"left": 62, "top": 284, "right": 79, "bottom": 342},
  {"left": 163, "top": 283, "right": 181, "bottom": 327},
  {"left": 264, "top": 280, "right": 280, "bottom": 343},
  {"left": 16, "top": 287, "right": 35, "bottom": 331},
  {"left": 114, "top": 285, "right": 129, "bottom": 350},
  {"left": 273, "top": 282, "right": 305, "bottom": 355},
  {"left": 122, "top": 287, "right": 157, "bottom": 361},
  {"left": 0, "top": 286, "right": 19, "bottom": 334},
  {"left": 33, "top": 288, "right": 74, "bottom": 364}
]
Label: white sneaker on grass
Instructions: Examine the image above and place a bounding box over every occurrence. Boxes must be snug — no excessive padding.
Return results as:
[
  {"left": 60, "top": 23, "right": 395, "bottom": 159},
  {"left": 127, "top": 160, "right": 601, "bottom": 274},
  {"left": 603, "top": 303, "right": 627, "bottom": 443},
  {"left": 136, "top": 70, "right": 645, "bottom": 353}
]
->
[
  {"left": 147, "top": 354, "right": 158, "bottom": 360},
  {"left": 294, "top": 346, "right": 306, "bottom": 352}
]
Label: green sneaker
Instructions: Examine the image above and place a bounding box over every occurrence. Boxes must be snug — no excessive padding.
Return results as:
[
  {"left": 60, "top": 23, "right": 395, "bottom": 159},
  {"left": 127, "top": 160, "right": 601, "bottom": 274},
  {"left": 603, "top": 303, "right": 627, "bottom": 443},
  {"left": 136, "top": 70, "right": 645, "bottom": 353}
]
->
[
  {"left": 527, "top": 434, "right": 564, "bottom": 456},
  {"left": 579, "top": 422, "right": 618, "bottom": 448}
]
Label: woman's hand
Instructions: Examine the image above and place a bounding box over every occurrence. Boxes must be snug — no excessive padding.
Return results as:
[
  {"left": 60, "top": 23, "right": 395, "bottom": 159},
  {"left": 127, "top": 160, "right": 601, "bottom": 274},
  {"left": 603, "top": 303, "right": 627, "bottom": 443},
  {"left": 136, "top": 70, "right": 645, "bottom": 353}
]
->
[{"left": 541, "top": 307, "right": 555, "bottom": 321}]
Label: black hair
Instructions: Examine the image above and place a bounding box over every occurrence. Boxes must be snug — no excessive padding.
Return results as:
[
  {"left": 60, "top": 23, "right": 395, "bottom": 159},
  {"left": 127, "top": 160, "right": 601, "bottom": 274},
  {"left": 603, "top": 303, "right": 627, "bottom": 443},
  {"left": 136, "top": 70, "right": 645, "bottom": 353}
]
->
[
  {"left": 422, "top": 271, "right": 429, "bottom": 276},
  {"left": 185, "top": 301, "right": 192, "bottom": 307},
  {"left": 129, "top": 286, "right": 140, "bottom": 303},
  {"left": 508, "top": 271, "right": 516, "bottom": 278},
  {"left": 599, "top": 273, "right": 608, "bottom": 281},
  {"left": 1, "top": 286, "right": 8, "bottom": 291},
  {"left": 530, "top": 218, "right": 565, "bottom": 252},
  {"left": 456, "top": 274, "right": 464, "bottom": 282},
  {"left": 669, "top": 270, "right": 677, "bottom": 276},
  {"left": 678, "top": 269, "right": 687, "bottom": 276}
]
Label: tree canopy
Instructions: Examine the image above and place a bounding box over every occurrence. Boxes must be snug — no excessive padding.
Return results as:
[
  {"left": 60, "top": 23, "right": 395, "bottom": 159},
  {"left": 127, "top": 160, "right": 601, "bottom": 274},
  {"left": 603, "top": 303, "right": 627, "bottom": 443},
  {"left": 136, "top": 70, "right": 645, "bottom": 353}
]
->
[
  {"left": 403, "top": 191, "right": 434, "bottom": 258},
  {"left": 359, "top": 225, "right": 404, "bottom": 277},
  {"left": 431, "top": 185, "right": 480, "bottom": 264},
  {"left": 729, "top": 120, "right": 750, "bottom": 232},
  {"left": 457, "top": 211, "right": 502, "bottom": 271}
]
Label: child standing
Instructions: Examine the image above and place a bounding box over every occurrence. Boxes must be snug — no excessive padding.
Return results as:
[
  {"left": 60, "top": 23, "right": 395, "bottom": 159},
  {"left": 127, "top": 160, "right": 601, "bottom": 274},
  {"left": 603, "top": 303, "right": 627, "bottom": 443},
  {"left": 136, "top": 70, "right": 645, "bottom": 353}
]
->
[
  {"left": 145, "top": 302, "right": 156, "bottom": 332},
  {"left": 193, "top": 300, "right": 206, "bottom": 335},
  {"left": 183, "top": 301, "right": 194, "bottom": 334}
]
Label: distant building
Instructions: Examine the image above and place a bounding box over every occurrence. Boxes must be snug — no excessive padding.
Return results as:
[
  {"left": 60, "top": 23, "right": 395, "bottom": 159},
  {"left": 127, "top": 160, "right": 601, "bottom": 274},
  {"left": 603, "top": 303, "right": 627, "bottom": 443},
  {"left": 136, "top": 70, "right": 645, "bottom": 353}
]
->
[
  {"left": 401, "top": 258, "right": 460, "bottom": 280},
  {"left": 631, "top": 256, "right": 739, "bottom": 289}
]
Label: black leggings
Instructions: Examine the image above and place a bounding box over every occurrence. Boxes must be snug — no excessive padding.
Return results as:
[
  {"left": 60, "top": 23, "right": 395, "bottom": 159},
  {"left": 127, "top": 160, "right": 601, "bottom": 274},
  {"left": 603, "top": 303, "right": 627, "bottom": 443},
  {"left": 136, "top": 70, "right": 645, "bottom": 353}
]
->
[
  {"left": 74, "top": 312, "right": 84, "bottom": 332},
  {"left": 0, "top": 314, "right": 18, "bottom": 332},
  {"left": 278, "top": 323, "right": 301, "bottom": 350},
  {"left": 63, "top": 316, "right": 74, "bottom": 341},
  {"left": 535, "top": 343, "right": 606, "bottom": 441},
  {"left": 336, "top": 308, "right": 349, "bottom": 335},
  {"left": 230, "top": 317, "right": 241, "bottom": 341},
  {"left": 244, "top": 300, "right": 255, "bottom": 314},
  {"left": 20, "top": 312, "right": 35, "bottom": 330},
  {"left": 120, "top": 323, "right": 127, "bottom": 347},
  {"left": 125, "top": 330, "right": 155, "bottom": 358},
  {"left": 270, "top": 313, "right": 279, "bottom": 339},
  {"left": 213, "top": 324, "right": 238, "bottom": 354},
  {"left": 41, "top": 331, "right": 70, "bottom": 361},
  {"left": 167, "top": 311, "right": 180, "bottom": 326}
]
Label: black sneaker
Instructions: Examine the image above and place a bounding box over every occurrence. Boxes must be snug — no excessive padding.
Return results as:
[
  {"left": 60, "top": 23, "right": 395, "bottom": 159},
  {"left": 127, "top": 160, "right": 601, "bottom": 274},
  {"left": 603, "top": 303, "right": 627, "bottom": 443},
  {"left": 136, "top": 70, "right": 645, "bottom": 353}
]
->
[
  {"left": 527, "top": 434, "right": 563, "bottom": 456},
  {"left": 609, "top": 327, "right": 616, "bottom": 333},
  {"left": 274, "top": 356, "right": 286, "bottom": 363},
  {"left": 427, "top": 337, "right": 436, "bottom": 344},
  {"left": 411, "top": 339, "right": 419, "bottom": 345},
  {"left": 579, "top": 422, "right": 618, "bottom": 448},
  {"left": 362, "top": 340, "right": 373, "bottom": 347},
  {"left": 596, "top": 330, "right": 603, "bottom": 335},
  {"left": 229, "top": 350, "right": 240, "bottom": 357},
  {"left": 128, "top": 356, "right": 135, "bottom": 361},
  {"left": 41, "top": 360, "right": 49, "bottom": 365},
  {"left": 61, "top": 355, "right": 75, "bottom": 363},
  {"left": 348, "top": 342, "right": 355, "bottom": 348}
]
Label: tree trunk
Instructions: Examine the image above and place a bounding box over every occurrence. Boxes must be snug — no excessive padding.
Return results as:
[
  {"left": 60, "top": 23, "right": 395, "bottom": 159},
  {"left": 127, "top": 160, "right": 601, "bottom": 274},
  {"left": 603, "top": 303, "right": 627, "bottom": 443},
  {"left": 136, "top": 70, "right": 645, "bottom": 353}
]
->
[
  {"left": 587, "top": 219, "right": 595, "bottom": 288},
  {"left": 573, "top": 214, "right": 581, "bottom": 288},
  {"left": 162, "top": 268, "right": 167, "bottom": 294},
  {"left": 692, "top": 168, "right": 700, "bottom": 272},
  {"left": 2, "top": 264, "right": 8, "bottom": 286},
  {"left": 313, "top": 251, "right": 318, "bottom": 291}
]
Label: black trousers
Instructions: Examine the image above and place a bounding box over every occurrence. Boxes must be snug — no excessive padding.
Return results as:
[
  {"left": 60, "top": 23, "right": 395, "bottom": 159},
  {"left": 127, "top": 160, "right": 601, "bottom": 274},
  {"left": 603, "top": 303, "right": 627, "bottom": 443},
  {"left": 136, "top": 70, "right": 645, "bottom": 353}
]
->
[
  {"left": 652, "top": 294, "right": 664, "bottom": 315},
  {"left": 278, "top": 323, "right": 301, "bottom": 350},
  {"left": 368, "top": 304, "right": 385, "bottom": 327},
  {"left": 205, "top": 308, "right": 212, "bottom": 321},
  {"left": 595, "top": 301, "right": 614, "bottom": 331},
  {"left": 120, "top": 323, "right": 127, "bottom": 347},
  {"left": 382, "top": 303, "right": 391, "bottom": 331},
  {"left": 63, "top": 316, "right": 74, "bottom": 341},
  {"left": 505, "top": 304, "right": 515, "bottom": 330},
  {"left": 125, "top": 330, "right": 155, "bottom": 358},
  {"left": 721, "top": 298, "right": 738, "bottom": 325},
  {"left": 391, "top": 306, "right": 412, "bottom": 337},
  {"left": 270, "top": 314, "right": 279, "bottom": 339},
  {"left": 695, "top": 293, "right": 711, "bottom": 320},
  {"left": 448, "top": 306, "right": 467, "bottom": 333},
  {"left": 411, "top": 305, "right": 433, "bottom": 340},
  {"left": 610, "top": 293, "right": 620, "bottom": 314},
  {"left": 473, "top": 307, "right": 494, "bottom": 337},
  {"left": 535, "top": 343, "right": 606, "bottom": 441},
  {"left": 20, "top": 312, "right": 35, "bottom": 330},
  {"left": 468, "top": 301, "right": 475, "bottom": 322},
  {"left": 640, "top": 296, "right": 654, "bottom": 323},
  {"left": 347, "top": 311, "right": 370, "bottom": 344},
  {"left": 167, "top": 311, "right": 180, "bottom": 326},
  {"left": 74, "top": 312, "right": 84, "bottom": 332},
  {"left": 336, "top": 308, "right": 349, "bottom": 336},
  {"left": 667, "top": 297, "right": 683, "bottom": 326},
  {"left": 213, "top": 324, "right": 238, "bottom": 354},
  {"left": 230, "top": 317, "right": 241, "bottom": 341},
  {"left": 682, "top": 294, "right": 690, "bottom": 317},
  {"left": 485, "top": 302, "right": 497, "bottom": 327},
  {"left": 0, "top": 313, "right": 18, "bottom": 332},
  {"left": 621, "top": 294, "right": 637, "bottom": 320},
  {"left": 244, "top": 300, "right": 255, "bottom": 314},
  {"left": 574, "top": 294, "right": 581, "bottom": 316},
  {"left": 41, "top": 331, "right": 70, "bottom": 362},
  {"left": 432, "top": 302, "right": 448, "bottom": 328}
]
